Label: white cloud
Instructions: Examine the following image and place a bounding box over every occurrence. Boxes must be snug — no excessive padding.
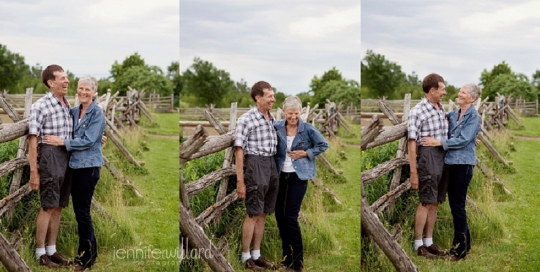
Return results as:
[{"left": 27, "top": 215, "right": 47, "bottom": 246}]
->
[
  {"left": 289, "top": 5, "right": 360, "bottom": 39},
  {"left": 460, "top": 1, "right": 540, "bottom": 32}
]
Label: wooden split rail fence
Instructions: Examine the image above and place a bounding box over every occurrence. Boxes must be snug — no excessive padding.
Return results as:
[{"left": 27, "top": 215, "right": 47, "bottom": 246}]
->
[
  {"left": 0, "top": 87, "right": 154, "bottom": 270},
  {"left": 361, "top": 94, "right": 515, "bottom": 271}
]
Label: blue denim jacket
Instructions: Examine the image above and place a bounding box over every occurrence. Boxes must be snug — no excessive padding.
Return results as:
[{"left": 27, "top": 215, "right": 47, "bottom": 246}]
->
[
  {"left": 65, "top": 100, "right": 106, "bottom": 169},
  {"left": 274, "top": 118, "right": 328, "bottom": 180},
  {"left": 441, "top": 105, "right": 481, "bottom": 165}
]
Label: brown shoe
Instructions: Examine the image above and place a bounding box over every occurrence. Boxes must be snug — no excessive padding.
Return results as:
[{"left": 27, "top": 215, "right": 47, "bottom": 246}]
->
[
  {"left": 49, "top": 252, "right": 74, "bottom": 266},
  {"left": 417, "top": 245, "right": 437, "bottom": 259},
  {"left": 39, "top": 254, "right": 61, "bottom": 268},
  {"left": 254, "top": 255, "right": 277, "bottom": 270},
  {"left": 245, "top": 258, "right": 264, "bottom": 271},
  {"left": 427, "top": 244, "right": 448, "bottom": 256}
]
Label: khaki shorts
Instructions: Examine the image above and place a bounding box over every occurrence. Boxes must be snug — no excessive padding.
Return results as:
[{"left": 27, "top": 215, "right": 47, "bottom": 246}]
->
[
  {"left": 244, "top": 155, "right": 279, "bottom": 216},
  {"left": 417, "top": 146, "right": 447, "bottom": 204},
  {"left": 38, "top": 144, "right": 71, "bottom": 209}
]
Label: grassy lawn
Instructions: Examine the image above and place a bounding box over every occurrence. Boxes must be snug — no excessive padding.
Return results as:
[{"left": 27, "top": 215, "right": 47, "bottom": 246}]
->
[
  {"left": 13, "top": 113, "right": 179, "bottom": 272},
  {"left": 399, "top": 116, "right": 540, "bottom": 272}
]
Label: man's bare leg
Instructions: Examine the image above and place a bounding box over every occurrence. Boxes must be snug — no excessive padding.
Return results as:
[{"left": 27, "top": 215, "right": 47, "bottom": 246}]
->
[
  {"left": 47, "top": 207, "right": 63, "bottom": 246},
  {"left": 242, "top": 215, "right": 257, "bottom": 253},
  {"left": 414, "top": 204, "right": 429, "bottom": 241},
  {"left": 251, "top": 213, "right": 267, "bottom": 250},
  {"left": 424, "top": 203, "right": 439, "bottom": 239},
  {"left": 36, "top": 208, "right": 53, "bottom": 249}
]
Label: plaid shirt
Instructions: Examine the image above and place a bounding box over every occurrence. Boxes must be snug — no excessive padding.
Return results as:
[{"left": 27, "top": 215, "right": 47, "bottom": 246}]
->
[
  {"left": 408, "top": 97, "right": 448, "bottom": 145},
  {"left": 234, "top": 107, "right": 277, "bottom": 156},
  {"left": 29, "top": 92, "right": 73, "bottom": 143}
]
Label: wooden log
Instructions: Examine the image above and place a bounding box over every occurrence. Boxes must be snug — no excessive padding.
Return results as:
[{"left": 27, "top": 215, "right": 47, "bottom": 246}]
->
[
  {"left": 0, "top": 119, "right": 29, "bottom": 144},
  {"left": 0, "top": 157, "right": 28, "bottom": 179},
  {"left": 362, "top": 157, "right": 409, "bottom": 185},
  {"left": 217, "top": 103, "right": 238, "bottom": 202},
  {"left": 104, "top": 129, "right": 143, "bottom": 167},
  {"left": 478, "top": 133, "right": 511, "bottom": 166},
  {"left": 480, "top": 126, "right": 493, "bottom": 141},
  {"left": 179, "top": 125, "right": 208, "bottom": 166},
  {"left": 105, "top": 117, "right": 123, "bottom": 138},
  {"left": 102, "top": 156, "right": 143, "bottom": 198},
  {"left": 361, "top": 115, "right": 383, "bottom": 149},
  {"left": 180, "top": 202, "right": 235, "bottom": 271},
  {"left": 364, "top": 122, "right": 408, "bottom": 150},
  {"left": 505, "top": 107, "right": 521, "bottom": 126},
  {"left": 317, "top": 154, "right": 343, "bottom": 175},
  {"left": 0, "top": 232, "right": 31, "bottom": 272},
  {"left": 91, "top": 198, "right": 115, "bottom": 222},
  {"left": 311, "top": 177, "right": 342, "bottom": 205},
  {"left": 204, "top": 110, "right": 226, "bottom": 134},
  {"left": 126, "top": 114, "right": 139, "bottom": 128},
  {"left": 185, "top": 133, "right": 235, "bottom": 162},
  {"left": 0, "top": 96, "right": 22, "bottom": 122},
  {"left": 466, "top": 195, "right": 486, "bottom": 217},
  {"left": 476, "top": 158, "right": 511, "bottom": 194},
  {"left": 114, "top": 116, "right": 127, "bottom": 131},
  {"left": 371, "top": 179, "right": 411, "bottom": 214},
  {"left": 137, "top": 102, "right": 153, "bottom": 121},
  {"left": 361, "top": 188, "right": 418, "bottom": 272},
  {"left": 378, "top": 100, "right": 400, "bottom": 125},
  {"left": 389, "top": 94, "right": 411, "bottom": 192},
  {"left": 186, "top": 167, "right": 236, "bottom": 197},
  {"left": 195, "top": 190, "right": 238, "bottom": 227},
  {"left": 0, "top": 183, "right": 32, "bottom": 217}
]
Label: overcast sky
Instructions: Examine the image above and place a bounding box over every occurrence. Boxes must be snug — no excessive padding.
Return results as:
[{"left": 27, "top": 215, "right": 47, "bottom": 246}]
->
[
  {"left": 362, "top": 0, "right": 540, "bottom": 88},
  {"left": 0, "top": 0, "right": 179, "bottom": 80},
  {"left": 180, "top": 1, "right": 360, "bottom": 95}
]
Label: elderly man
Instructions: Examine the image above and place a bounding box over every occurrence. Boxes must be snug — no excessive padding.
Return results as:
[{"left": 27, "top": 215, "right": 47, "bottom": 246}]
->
[
  {"left": 28, "top": 64, "right": 74, "bottom": 268},
  {"left": 407, "top": 73, "right": 449, "bottom": 259},
  {"left": 234, "top": 81, "right": 279, "bottom": 271}
]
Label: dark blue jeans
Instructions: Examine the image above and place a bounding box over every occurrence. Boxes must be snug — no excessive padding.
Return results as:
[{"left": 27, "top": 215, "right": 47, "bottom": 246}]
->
[
  {"left": 447, "top": 164, "right": 473, "bottom": 258},
  {"left": 275, "top": 172, "right": 308, "bottom": 270},
  {"left": 71, "top": 167, "right": 100, "bottom": 267}
]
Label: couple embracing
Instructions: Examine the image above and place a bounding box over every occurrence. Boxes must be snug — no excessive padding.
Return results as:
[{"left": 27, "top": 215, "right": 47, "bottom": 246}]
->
[
  {"left": 408, "top": 73, "right": 482, "bottom": 261},
  {"left": 234, "top": 81, "right": 329, "bottom": 271}
]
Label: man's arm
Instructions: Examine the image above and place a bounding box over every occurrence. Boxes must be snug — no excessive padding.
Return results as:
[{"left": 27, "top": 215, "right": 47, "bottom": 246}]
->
[
  {"left": 408, "top": 139, "right": 419, "bottom": 190},
  {"left": 235, "top": 146, "right": 246, "bottom": 199},
  {"left": 28, "top": 135, "right": 40, "bottom": 191}
]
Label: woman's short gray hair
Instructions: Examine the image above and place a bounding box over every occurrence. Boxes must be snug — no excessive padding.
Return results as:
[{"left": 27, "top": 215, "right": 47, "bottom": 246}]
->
[
  {"left": 282, "top": 95, "right": 302, "bottom": 111},
  {"left": 462, "top": 83, "right": 482, "bottom": 101},
  {"left": 78, "top": 75, "right": 98, "bottom": 93}
]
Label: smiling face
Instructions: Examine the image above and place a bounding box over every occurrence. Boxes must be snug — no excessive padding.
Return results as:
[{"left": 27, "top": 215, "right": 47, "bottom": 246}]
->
[
  {"left": 285, "top": 107, "right": 301, "bottom": 126},
  {"left": 457, "top": 87, "right": 473, "bottom": 106},
  {"left": 256, "top": 88, "right": 276, "bottom": 113},
  {"left": 430, "top": 82, "right": 447, "bottom": 103},
  {"left": 49, "top": 71, "right": 69, "bottom": 97},
  {"left": 77, "top": 83, "right": 95, "bottom": 106}
]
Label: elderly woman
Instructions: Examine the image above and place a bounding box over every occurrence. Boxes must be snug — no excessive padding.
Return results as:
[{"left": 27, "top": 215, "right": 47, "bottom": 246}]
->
[
  {"left": 44, "top": 75, "right": 106, "bottom": 270},
  {"left": 422, "top": 83, "right": 482, "bottom": 261},
  {"left": 274, "top": 96, "right": 328, "bottom": 271}
]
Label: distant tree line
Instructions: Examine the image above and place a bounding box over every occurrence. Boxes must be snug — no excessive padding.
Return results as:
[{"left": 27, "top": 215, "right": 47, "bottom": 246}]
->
[
  {"left": 179, "top": 57, "right": 360, "bottom": 108},
  {"left": 361, "top": 49, "right": 540, "bottom": 101},
  {"left": 0, "top": 43, "right": 178, "bottom": 102}
]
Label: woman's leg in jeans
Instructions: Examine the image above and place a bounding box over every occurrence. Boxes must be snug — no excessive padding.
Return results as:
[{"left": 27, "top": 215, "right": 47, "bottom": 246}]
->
[
  {"left": 275, "top": 172, "right": 291, "bottom": 265},
  {"left": 284, "top": 173, "right": 308, "bottom": 270},
  {"left": 71, "top": 167, "right": 100, "bottom": 266},
  {"left": 447, "top": 164, "right": 472, "bottom": 258}
]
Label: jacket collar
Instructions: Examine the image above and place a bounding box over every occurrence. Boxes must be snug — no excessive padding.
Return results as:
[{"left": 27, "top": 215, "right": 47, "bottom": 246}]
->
[{"left": 276, "top": 118, "right": 305, "bottom": 132}]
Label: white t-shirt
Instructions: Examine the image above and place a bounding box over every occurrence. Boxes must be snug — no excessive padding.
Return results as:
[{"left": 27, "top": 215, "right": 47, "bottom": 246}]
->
[{"left": 282, "top": 136, "right": 296, "bottom": 173}]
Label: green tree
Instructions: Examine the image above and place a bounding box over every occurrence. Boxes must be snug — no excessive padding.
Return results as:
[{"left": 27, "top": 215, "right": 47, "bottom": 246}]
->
[
  {"left": 322, "top": 79, "right": 360, "bottom": 106},
  {"left": 309, "top": 67, "right": 344, "bottom": 105},
  {"left": 532, "top": 70, "right": 540, "bottom": 99},
  {"left": 485, "top": 73, "right": 537, "bottom": 101},
  {"left": 110, "top": 52, "right": 146, "bottom": 82},
  {"left": 116, "top": 66, "right": 173, "bottom": 96},
  {"left": 181, "top": 57, "right": 234, "bottom": 106},
  {"left": 361, "top": 49, "right": 405, "bottom": 98},
  {"left": 0, "top": 44, "right": 29, "bottom": 91},
  {"left": 167, "top": 61, "right": 182, "bottom": 105}
]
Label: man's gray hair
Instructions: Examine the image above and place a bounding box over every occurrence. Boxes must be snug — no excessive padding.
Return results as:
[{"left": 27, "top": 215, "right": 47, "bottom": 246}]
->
[
  {"left": 78, "top": 75, "right": 98, "bottom": 92},
  {"left": 282, "top": 95, "right": 302, "bottom": 111},
  {"left": 462, "top": 83, "right": 482, "bottom": 101}
]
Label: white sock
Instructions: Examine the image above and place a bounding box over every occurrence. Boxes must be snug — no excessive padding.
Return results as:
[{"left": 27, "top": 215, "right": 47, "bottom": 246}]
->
[
  {"left": 423, "top": 238, "right": 433, "bottom": 247},
  {"left": 414, "top": 240, "right": 423, "bottom": 250},
  {"left": 36, "top": 248, "right": 46, "bottom": 259},
  {"left": 251, "top": 249, "right": 261, "bottom": 260},
  {"left": 45, "top": 245, "right": 56, "bottom": 256},
  {"left": 241, "top": 252, "right": 251, "bottom": 263}
]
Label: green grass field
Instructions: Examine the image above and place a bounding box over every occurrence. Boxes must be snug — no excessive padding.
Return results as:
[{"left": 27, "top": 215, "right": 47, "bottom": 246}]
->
[
  {"left": 364, "top": 116, "right": 540, "bottom": 272},
  {"left": 2, "top": 112, "right": 179, "bottom": 272}
]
